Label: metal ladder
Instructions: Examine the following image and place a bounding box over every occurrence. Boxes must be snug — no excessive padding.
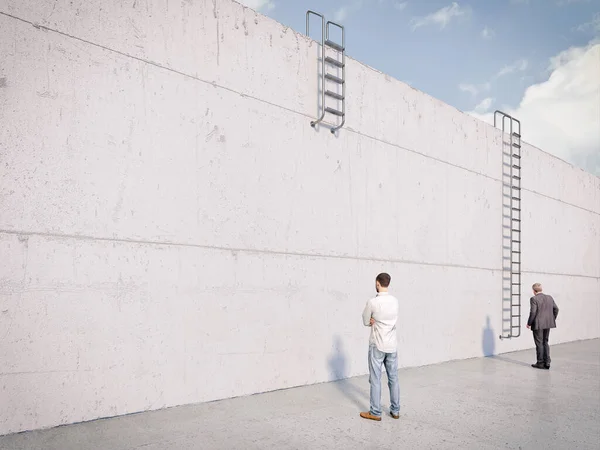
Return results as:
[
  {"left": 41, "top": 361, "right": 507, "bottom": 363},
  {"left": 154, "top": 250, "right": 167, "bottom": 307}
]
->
[
  {"left": 495, "top": 110, "right": 522, "bottom": 340},
  {"left": 306, "top": 11, "right": 346, "bottom": 134}
]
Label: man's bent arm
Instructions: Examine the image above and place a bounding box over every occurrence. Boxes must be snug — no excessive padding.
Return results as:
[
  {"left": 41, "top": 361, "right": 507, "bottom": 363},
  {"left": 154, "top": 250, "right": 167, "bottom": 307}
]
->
[
  {"left": 362, "top": 300, "right": 373, "bottom": 326},
  {"left": 527, "top": 297, "right": 537, "bottom": 327},
  {"left": 553, "top": 298, "right": 559, "bottom": 319}
]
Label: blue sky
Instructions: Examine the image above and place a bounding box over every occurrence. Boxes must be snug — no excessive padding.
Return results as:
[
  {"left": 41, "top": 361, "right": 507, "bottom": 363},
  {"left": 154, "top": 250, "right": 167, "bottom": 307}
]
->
[
  {"left": 239, "top": 0, "right": 600, "bottom": 176},
  {"left": 247, "top": 0, "right": 595, "bottom": 110}
]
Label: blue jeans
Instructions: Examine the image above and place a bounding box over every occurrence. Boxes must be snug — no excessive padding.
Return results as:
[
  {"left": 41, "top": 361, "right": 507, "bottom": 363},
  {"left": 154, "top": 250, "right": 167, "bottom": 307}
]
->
[{"left": 368, "top": 344, "right": 400, "bottom": 417}]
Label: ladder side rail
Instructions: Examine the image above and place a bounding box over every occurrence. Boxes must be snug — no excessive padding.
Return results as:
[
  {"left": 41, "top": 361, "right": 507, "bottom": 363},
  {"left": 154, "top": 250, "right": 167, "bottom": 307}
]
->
[
  {"left": 306, "top": 11, "right": 326, "bottom": 128},
  {"left": 501, "top": 114, "right": 510, "bottom": 339},
  {"left": 510, "top": 117, "right": 516, "bottom": 338},
  {"left": 510, "top": 116, "right": 515, "bottom": 338},
  {"left": 511, "top": 117, "right": 522, "bottom": 338}
]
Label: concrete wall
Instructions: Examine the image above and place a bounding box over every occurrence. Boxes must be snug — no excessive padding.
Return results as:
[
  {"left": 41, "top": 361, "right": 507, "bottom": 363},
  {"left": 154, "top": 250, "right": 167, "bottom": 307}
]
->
[{"left": 1, "top": 0, "right": 598, "bottom": 435}]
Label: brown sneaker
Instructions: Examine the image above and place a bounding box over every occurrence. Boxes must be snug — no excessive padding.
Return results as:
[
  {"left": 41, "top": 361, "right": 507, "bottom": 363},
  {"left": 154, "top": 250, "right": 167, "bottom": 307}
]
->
[
  {"left": 360, "top": 412, "right": 381, "bottom": 421},
  {"left": 390, "top": 412, "right": 399, "bottom": 419}
]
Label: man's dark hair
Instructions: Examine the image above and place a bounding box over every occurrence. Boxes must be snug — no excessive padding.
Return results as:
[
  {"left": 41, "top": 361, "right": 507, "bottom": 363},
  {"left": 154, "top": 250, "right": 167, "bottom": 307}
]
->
[{"left": 376, "top": 273, "right": 391, "bottom": 287}]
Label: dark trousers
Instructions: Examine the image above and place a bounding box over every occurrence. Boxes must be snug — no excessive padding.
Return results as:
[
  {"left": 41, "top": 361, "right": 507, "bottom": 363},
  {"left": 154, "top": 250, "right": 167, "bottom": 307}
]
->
[{"left": 533, "top": 328, "right": 551, "bottom": 365}]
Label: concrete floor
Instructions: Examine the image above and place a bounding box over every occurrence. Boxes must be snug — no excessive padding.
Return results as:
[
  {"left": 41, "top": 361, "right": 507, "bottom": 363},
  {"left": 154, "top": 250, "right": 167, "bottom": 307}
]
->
[{"left": 1, "top": 339, "right": 599, "bottom": 450}]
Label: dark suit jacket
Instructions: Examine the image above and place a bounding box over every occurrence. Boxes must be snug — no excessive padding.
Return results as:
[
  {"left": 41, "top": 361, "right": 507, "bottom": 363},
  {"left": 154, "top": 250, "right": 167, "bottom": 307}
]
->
[{"left": 527, "top": 293, "right": 559, "bottom": 330}]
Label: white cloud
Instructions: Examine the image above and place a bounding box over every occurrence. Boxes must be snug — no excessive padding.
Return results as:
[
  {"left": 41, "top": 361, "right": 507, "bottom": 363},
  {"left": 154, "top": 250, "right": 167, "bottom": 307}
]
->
[
  {"left": 557, "top": 0, "right": 591, "bottom": 5},
  {"left": 334, "top": 6, "right": 349, "bottom": 21},
  {"left": 410, "top": 2, "right": 469, "bottom": 31},
  {"left": 467, "top": 40, "right": 600, "bottom": 177},
  {"left": 496, "top": 59, "right": 529, "bottom": 77},
  {"left": 334, "top": 0, "right": 406, "bottom": 22},
  {"left": 237, "top": 0, "right": 275, "bottom": 12},
  {"left": 575, "top": 12, "right": 600, "bottom": 34},
  {"left": 473, "top": 97, "right": 495, "bottom": 113},
  {"left": 459, "top": 58, "right": 528, "bottom": 100},
  {"left": 459, "top": 84, "right": 479, "bottom": 96},
  {"left": 482, "top": 26, "right": 495, "bottom": 39},
  {"left": 334, "top": 0, "right": 364, "bottom": 22},
  {"left": 394, "top": 2, "right": 408, "bottom": 11},
  {"left": 459, "top": 82, "right": 491, "bottom": 97}
]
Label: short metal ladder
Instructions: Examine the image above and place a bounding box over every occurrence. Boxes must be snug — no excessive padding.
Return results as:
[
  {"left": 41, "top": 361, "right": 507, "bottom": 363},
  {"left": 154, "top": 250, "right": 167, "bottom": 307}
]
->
[{"left": 306, "top": 11, "right": 346, "bottom": 134}]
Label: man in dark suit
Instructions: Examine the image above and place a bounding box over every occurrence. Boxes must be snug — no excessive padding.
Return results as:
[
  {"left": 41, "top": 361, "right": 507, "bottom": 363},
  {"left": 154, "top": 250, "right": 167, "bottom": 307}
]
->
[{"left": 526, "top": 283, "right": 559, "bottom": 370}]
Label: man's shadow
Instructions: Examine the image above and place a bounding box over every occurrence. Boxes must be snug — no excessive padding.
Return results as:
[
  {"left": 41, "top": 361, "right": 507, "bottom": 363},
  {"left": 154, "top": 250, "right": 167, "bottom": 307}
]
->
[
  {"left": 328, "top": 335, "right": 369, "bottom": 410},
  {"left": 482, "top": 315, "right": 530, "bottom": 366},
  {"left": 482, "top": 315, "right": 496, "bottom": 357}
]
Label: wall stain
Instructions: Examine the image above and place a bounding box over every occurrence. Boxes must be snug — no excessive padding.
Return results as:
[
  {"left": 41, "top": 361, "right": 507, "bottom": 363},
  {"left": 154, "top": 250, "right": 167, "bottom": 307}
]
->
[{"left": 205, "top": 125, "right": 219, "bottom": 142}]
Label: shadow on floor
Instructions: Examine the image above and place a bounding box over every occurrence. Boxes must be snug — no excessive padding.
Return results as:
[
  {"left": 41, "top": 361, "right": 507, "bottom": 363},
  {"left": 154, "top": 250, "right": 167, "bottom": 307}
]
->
[
  {"left": 328, "top": 335, "right": 369, "bottom": 411},
  {"left": 482, "top": 315, "right": 531, "bottom": 366},
  {"left": 482, "top": 315, "right": 496, "bottom": 357},
  {"left": 490, "top": 355, "right": 532, "bottom": 367}
]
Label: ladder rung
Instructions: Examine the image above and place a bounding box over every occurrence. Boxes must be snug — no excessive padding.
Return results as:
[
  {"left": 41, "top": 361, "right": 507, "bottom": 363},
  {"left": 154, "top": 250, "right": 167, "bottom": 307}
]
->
[
  {"left": 325, "top": 56, "right": 344, "bottom": 68},
  {"left": 512, "top": 207, "right": 521, "bottom": 211},
  {"left": 325, "top": 107, "right": 344, "bottom": 117},
  {"left": 512, "top": 240, "right": 521, "bottom": 243},
  {"left": 324, "top": 40, "right": 344, "bottom": 52},
  {"left": 325, "top": 90, "right": 344, "bottom": 101},
  {"left": 513, "top": 165, "right": 521, "bottom": 169},
  {"left": 513, "top": 154, "right": 521, "bottom": 159},
  {"left": 512, "top": 197, "right": 520, "bottom": 201},
  {"left": 512, "top": 175, "right": 521, "bottom": 180},
  {"left": 513, "top": 132, "right": 521, "bottom": 138},
  {"left": 512, "top": 251, "right": 521, "bottom": 253},
  {"left": 513, "top": 143, "right": 521, "bottom": 148},
  {"left": 325, "top": 73, "right": 344, "bottom": 84},
  {"left": 512, "top": 218, "right": 521, "bottom": 222},
  {"left": 512, "top": 186, "right": 521, "bottom": 190}
]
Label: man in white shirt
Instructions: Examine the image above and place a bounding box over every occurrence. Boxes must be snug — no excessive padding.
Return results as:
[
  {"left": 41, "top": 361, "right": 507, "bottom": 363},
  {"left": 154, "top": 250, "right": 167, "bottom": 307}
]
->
[{"left": 360, "top": 273, "right": 400, "bottom": 421}]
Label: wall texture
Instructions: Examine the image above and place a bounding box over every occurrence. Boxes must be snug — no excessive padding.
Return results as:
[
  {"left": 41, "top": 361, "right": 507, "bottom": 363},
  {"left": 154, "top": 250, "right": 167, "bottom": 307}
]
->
[{"left": 1, "top": 0, "right": 598, "bottom": 435}]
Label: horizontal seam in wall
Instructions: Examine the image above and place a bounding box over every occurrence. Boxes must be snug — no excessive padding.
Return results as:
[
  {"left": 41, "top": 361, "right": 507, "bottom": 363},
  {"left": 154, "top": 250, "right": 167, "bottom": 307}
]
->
[
  {"left": 0, "top": 229, "right": 499, "bottom": 272},
  {"left": 520, "top": 189, "right": 599, "bottom": 216},
  {"left": 521, "top": 270, "right": 599, "bottom": 280},
  {"left": 1, "top": 13, "right": 597, "bottom": 217},
  {"left": 0, "top": 370, "right": 89, "bottom": 376}
]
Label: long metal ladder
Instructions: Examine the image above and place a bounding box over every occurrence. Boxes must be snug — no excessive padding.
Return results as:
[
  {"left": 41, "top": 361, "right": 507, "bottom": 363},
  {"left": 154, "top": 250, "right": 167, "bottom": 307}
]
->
[
  {"left": 306, "top": 11, "right": 346, "bottom": 134},
  {"left": 495, "top": 110, "right": 522, "bottom": 339}
]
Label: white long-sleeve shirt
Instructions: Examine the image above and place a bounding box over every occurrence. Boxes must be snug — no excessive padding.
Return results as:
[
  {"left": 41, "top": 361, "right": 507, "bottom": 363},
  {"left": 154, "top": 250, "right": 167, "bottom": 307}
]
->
[{"left": 362, "top": 292, "right": 399, "bottom": 353}]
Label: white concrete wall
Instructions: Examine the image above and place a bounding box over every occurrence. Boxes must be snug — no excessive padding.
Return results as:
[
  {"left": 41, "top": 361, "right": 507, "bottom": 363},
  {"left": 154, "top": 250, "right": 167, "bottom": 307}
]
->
[{"left": 0, "top": 0, "right": 598, "bottom": 435}]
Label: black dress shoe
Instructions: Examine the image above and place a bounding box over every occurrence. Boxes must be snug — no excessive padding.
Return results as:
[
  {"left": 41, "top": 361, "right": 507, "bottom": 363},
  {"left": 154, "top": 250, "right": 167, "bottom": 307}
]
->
[{"left": 531, "top": 363, "right": 547, "bottom": 369}]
